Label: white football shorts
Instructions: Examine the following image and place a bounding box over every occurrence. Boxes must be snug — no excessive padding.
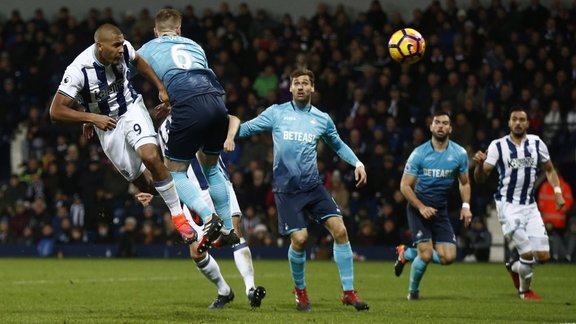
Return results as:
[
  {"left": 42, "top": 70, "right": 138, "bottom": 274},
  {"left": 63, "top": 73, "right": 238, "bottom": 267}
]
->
[
  {"left": 495, "top": 200, "right": 549, "bottom": 254},
  {"left": 95, "top": 96, "right": 157, "bottom": 181}
]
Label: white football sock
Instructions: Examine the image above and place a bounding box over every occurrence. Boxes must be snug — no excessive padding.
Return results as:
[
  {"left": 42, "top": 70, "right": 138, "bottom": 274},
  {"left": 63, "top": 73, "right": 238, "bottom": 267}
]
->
[
  {"left": 234, "top": 238, "right": 255, "bottom": 295},
  {"left": 154, "top": 178, "right": 183, "bottom": 216},
  {"left": 517, "top": 257, "right": 535, "bottom": 292},
  {"left": 196, "top": 254, "right": 230, "bottom": 296}
]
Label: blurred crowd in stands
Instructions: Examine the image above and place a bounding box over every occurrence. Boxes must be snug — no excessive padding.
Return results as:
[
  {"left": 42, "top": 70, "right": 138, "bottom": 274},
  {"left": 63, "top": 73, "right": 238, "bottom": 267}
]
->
[{"left": 0, "top": 0, "right": 575, "bottom": 261}]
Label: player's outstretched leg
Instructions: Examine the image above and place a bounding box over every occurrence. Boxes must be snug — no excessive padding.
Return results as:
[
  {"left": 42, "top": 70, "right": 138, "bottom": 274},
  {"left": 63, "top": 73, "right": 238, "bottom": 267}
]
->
[
  {"left": 394, "top": 245, "right": 407, "bottom": 277},
  {"left": 202, "top": 163, "right": 232, "bottom": 230},
  {"left": 172, "top": 214, "right": 198, "bottom": 244},
  {"left": 194, "top": 253, "right": 235, "bottom": 309},
  {"left": 334, "top": 242, "right": 369, "bottom": 311},
  {"left": 197, "top": 214, "right": 224, "bottom": 253},
  {"left": 516, "top": 257, "right": 541, "bottom": 300},
  {"left": 149, "top": 174, "right": 197, "bottom": 244},
  {"left": 407, "top": 256, "right": 428, "bottom": 300},
  {"left": 394, "top": 245, "right": 419, "bottom": 277},
  {"left": 170, "top": 170, "right": 215, "bottom": 242},
  {"left": 289, "top": 246, "right": 309, "bottom": 311},
  {"left": 232, "top": 236, "right": 267, "bottom": 308}
]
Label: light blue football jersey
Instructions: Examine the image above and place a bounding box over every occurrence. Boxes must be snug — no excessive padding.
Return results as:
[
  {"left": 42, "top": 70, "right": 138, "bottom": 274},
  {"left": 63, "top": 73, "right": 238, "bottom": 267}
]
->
[
  {"left": 404, "top": 140, "right": 468, "bottom": 207},
  {"left": 238, "top": 101, "right": 361, "bottom": 193},
  {"left": 137, "top": 35, "right": 210, "bottom": 87}
]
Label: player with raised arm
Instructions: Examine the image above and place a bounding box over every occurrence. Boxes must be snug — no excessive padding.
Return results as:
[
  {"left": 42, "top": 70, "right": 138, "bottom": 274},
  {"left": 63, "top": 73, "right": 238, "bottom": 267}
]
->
[
  {"left": 136, "top": 8, "right": 232, "bottom": 254},
  {"left": 49, "top": 24, "right": 196, "bottom": 243},
  {"left": 394, "top": 111, "right": 472, "bottom": 300},
  {"left": 236, "top": 68, "right": 369, "bottom": 312},
  {"left": 473, "top": 106, "right": 565, "bottom": 300}
]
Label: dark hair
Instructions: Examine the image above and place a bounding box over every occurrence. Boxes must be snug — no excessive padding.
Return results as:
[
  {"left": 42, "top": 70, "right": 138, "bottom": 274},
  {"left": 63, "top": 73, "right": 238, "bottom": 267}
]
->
[
  {"left": 290, "top": 68, "right": 315, "bottom": 86},
  {"left": 509, "top": 105, "right": 528, "bottom": 117},
  {"left": 433, "top": 111, "right": 451, "bottom": 121}
]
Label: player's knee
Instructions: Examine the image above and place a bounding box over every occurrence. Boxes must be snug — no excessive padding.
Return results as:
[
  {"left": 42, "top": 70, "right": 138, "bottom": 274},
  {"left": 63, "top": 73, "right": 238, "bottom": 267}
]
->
[
  {"left": 440, "top": 255, "right": 455, "bottom": 265},
  {"left": 330, "top": 226, "right": 348, "bottom": 243},
  {"left": 418, "top": 250, "right": 433, "bottom": 263},
  {"left": 519, "top": 251, "right": 534, "bottom": 261},
  {"left": 438, "top": 248, "right": 457, "bottom": 265},
  {"left": 535, "top": 251, "right": 550, "bottom": 264},
  {"left": 290, "top": 233, "right": 308, "bottom": 249}
]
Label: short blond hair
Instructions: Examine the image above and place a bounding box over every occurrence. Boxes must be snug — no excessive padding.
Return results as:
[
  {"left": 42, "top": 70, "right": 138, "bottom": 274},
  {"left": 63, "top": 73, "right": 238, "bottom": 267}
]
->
[{"left": 155, "top": 8, "right": 182, "bottom": 33}]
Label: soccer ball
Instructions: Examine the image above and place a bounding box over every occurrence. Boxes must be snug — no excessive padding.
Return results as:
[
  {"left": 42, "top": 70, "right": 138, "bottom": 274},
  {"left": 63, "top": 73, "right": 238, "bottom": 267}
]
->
[{"left": 388, "top": 28, "right": 426, "bottom": 64}]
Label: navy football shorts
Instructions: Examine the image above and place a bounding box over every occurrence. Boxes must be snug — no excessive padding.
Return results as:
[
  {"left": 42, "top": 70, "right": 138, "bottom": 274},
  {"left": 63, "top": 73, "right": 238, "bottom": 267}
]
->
[
  {"left": 406, "top": 203, "right": 456, "bottom": 246},
  {"left": 166, "top": 93, "right": 228, "bottom": 161},
  {"left": 274, "top": 185, "right": 342, "bottom": 236}
]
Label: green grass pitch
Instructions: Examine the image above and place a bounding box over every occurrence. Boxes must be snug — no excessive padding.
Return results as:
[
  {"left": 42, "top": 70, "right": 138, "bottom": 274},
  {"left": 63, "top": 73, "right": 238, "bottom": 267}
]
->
[{"left": 0, "top": 258, "right": 574, "bottom": 323}]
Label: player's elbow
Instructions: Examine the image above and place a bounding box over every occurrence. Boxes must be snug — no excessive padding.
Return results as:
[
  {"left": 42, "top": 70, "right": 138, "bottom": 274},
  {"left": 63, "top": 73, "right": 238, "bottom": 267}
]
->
[
  {"left": 399, "top": 184, "right": 410, "bottom": 198},
  {"left": 48, "top": 105, "right": 60, "bottom": 123}
]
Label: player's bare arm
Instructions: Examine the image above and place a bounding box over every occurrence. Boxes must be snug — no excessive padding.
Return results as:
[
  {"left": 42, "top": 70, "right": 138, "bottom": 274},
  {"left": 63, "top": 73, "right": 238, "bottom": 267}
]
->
[
  {"left": 542, "top": 160, "right": 566, "bottom": 210},
  {"left": 473, "top": 150, "right": 493, "bottom": 183},
  {"left": 50, "top": 93, "right": 117, "bottom": 130},
  {"left": 133, "top": 54, "right": 169, "bottom": 104},
  {"left": 458, "top": 172, "right": 472, "bottom": 227},
  {"left": 354, "top": 164, "right": 367, "bottom": 188},
  {"left": 224, "top": 115, "right": 241, "bottom": 153},
  {"left": 400, "top": 173, "right": 437, "bottom": 218}
]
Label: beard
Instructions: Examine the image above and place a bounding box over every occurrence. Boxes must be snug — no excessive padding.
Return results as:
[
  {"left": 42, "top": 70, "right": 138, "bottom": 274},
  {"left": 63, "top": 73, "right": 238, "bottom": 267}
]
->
[
  {"left": 432, "top": 132, "right": 448, "bottom": 142},
  {"left": 511, "top": 127, "right": 526, "bottom": 139}
]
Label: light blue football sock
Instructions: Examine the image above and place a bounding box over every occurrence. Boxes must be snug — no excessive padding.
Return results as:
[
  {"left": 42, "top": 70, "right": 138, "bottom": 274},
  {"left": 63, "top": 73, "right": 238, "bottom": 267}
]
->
[
  {"left": 171, "top": 171, "right": 213, "bottom": 221},
  {"left": 409, "top": 256, "right": 428, "bottom": 292},
  {"left": 333, "top": 242, "right": 354, "bottom": 291},
  {"left": 432, "top": 250, "right": 440, "bottom": 264},
  {"left": 405, "top": 247, "right": 417, "bottom": 261},
  {"left": 405, "top": 248, "right": 439, "bottom": 263},
  {"left": 288, "top": 246, "right": 306, "bottom": 289},
  {"left": 202, "top": 164, "right": 232, "bottom": 230}
]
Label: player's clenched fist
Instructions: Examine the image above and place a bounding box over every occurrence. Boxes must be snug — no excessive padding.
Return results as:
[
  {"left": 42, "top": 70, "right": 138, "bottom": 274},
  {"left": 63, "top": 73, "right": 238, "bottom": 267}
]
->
[{"left": 473, "top": 151, "right": 487, "bottom": 165}]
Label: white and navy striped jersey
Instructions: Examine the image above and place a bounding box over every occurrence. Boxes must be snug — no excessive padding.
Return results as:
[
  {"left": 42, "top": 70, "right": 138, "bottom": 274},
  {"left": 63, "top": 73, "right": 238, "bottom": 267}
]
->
[
  {"left": 57, "top": 41, "right": 139, "bottom": 118},
  {"left": 485, "top": 134, "right": 550, "bottom": 205}
]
